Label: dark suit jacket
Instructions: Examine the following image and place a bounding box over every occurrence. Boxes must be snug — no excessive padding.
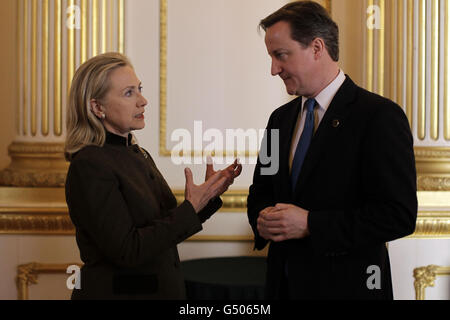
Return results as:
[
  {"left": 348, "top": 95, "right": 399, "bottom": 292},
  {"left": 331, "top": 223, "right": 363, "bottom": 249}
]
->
[
  {"left": 247, "top": 76, "right": 417, "bottom": 300},
  {"left": 65, "top": 132, "right": 221, "bottom": 300}
]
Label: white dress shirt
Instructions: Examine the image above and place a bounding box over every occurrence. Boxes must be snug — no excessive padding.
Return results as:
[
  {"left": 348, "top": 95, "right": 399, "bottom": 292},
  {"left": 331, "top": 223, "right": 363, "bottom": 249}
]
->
[{"left": 289, "top": 69, "right": 346, "bottom": 171}]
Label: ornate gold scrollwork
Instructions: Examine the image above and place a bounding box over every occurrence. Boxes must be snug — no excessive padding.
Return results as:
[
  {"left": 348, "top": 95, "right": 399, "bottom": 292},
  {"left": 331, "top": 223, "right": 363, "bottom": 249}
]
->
[
  {"left": 0, "top": 142, "right": 68, "bottom": 187},
  {"left": 16, "top": 262, "right": 81, "bottom": 300},
  {"left": 415, "top": 147, "right": 450, "bottom": 191},
  {"left": 413, "top": 265, "right": 450, "bottom": 300}
]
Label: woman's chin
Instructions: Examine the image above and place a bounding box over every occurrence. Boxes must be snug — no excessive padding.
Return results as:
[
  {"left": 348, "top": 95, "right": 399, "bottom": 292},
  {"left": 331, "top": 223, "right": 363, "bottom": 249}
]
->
[{"left": 132, "top": 122, "right": 146, "bottom": 131}]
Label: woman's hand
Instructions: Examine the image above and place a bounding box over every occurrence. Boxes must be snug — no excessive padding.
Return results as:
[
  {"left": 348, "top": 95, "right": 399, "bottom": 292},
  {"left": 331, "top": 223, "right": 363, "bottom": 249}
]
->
[
  {"left": 184, "top": 168, "right": 227, "bottom": 213},
  {"left": 205, "top": 157, "right": 242, "bottom": 195}
]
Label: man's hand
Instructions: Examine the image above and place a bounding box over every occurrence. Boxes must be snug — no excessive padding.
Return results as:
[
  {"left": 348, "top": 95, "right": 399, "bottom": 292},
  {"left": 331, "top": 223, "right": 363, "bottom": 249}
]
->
[{"left": 257, "top": 204, "right": 310, "bottom": 242}]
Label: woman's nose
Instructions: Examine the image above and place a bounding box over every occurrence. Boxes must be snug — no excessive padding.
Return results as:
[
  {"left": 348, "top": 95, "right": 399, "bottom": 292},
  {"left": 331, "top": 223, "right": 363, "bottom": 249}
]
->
[{"left": 138, "top": 93, "right": 148, "bottom": 107}]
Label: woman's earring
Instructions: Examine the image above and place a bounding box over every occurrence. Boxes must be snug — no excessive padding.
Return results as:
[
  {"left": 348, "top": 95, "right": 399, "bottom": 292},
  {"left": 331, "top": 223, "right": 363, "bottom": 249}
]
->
[{"left": 101, "top": 113, "right": 106, "bottom": 119}]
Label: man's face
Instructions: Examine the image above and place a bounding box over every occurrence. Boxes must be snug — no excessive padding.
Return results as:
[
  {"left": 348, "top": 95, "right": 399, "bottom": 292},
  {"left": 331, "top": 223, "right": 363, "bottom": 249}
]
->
[{"left": 265, "top": 21, "right": 316, "bottom": 96}]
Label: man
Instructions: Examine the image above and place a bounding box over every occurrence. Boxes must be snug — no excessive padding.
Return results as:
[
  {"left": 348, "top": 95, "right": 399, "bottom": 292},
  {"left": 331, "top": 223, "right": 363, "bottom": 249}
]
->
[{"left": 247, "top": 1, "right": 417, "bottom": 300}]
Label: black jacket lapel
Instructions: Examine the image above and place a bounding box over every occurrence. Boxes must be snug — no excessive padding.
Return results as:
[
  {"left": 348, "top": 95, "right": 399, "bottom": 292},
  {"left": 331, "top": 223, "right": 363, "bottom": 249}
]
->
[
  {"left": 293, "top": 76, "right": 358, "bottom": 196},
  {"left": 277, "top": 97, "right": 302, "bottom": 201}
]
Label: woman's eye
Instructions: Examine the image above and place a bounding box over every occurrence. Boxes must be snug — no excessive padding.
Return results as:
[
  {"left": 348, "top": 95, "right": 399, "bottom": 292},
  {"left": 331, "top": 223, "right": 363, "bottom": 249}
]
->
[
  {"left": 138, "top": 86, "right": 143, "bottom": 93},
  {"left": 125, "top": 90, "right": 133, "bottom": 97}
]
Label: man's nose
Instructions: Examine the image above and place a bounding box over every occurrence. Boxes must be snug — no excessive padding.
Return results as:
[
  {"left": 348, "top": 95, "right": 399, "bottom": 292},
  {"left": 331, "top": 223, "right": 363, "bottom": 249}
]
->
[{"left": 271, "top": 59, "right": 282, "bottom": 76}]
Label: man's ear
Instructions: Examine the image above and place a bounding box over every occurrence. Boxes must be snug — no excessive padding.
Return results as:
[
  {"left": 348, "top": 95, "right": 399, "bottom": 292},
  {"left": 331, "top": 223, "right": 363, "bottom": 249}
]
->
[
  {"left": 311, "top": 38, "right": 325, "bottom": 59},
  {"left": 90, "top": 99, "right": 104, "bottom": 119}
]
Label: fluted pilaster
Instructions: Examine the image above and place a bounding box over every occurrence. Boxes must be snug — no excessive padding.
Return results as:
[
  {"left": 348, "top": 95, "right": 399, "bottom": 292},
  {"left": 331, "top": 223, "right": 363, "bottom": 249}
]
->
[
  {"left": 365, "top": 0, "right": 450, "bottom": 191},
  {"left": 0, "top": 0, "right": 125, "bottom": 187}
]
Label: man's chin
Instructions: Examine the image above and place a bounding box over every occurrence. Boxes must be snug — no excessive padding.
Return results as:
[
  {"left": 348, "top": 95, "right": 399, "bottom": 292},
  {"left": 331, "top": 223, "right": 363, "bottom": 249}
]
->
[{"left": 285, "top": 87, "right": 298, "bottom": 96}]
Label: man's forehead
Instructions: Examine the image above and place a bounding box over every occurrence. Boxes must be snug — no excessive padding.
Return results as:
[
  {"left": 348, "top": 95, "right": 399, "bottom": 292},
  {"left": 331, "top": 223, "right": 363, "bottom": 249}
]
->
[
  {"left": 265, "top": 22, "right": 292, "bottom": 42},
  {"left": 265, "top": 24, "right": 296, "bottom": 51},
  {"left": 266, "top": 21, "right": 291, "bottom": 36}
]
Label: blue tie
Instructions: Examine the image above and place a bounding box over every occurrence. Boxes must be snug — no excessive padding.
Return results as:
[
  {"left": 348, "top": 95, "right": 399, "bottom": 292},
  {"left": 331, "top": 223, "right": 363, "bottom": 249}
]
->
[{"left": 291, "top": 98, "right": 316, "bottom": 192}]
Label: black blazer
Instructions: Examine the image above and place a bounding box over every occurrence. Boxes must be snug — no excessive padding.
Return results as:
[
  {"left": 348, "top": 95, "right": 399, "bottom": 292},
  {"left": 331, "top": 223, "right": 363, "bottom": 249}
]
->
[
  {"left": 247, "top": 76, "right": 417, "bottom": 299},
  {"left": 65, "top": 132, "right": 221, "bottom": 300}
]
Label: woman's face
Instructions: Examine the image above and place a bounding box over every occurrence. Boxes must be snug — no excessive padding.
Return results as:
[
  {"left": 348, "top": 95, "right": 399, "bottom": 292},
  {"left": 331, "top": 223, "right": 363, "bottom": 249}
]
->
[{"left": 95, "top": 66, "right": 148, "bottom": 137}]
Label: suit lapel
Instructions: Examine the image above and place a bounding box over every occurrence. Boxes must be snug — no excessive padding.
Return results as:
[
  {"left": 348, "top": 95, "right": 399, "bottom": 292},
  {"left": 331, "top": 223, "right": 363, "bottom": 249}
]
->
[
  {"left": 293, "top": 76, "right": 358, "bottom": 195},
  {"left": 277, "top": 97, "right": 302, "bottom": 200}
]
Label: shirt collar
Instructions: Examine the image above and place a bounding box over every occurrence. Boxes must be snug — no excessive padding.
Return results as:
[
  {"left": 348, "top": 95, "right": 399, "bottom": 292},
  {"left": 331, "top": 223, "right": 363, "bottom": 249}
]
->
[
  {"left": 301, "top": 69, "right": 346, "bottom": 113},
  {"left": 105, "top": 131, "right": 134, "bottom": 146}
]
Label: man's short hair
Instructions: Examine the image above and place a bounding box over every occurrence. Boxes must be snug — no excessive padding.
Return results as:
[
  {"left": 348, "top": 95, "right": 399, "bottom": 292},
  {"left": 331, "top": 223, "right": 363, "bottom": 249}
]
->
[{"left": 260, "top": 1, "right": 339, "bottom": 62}]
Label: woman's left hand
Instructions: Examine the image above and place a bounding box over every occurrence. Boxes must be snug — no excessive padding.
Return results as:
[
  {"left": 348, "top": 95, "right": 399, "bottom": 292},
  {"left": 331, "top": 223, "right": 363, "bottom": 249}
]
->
[{"left": 205, "top": 157, "right": 242, "bottom": 195}]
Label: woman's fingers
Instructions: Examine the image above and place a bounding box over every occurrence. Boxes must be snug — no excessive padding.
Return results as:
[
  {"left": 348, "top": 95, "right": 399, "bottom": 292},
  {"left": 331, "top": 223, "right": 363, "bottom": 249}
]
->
[
  {"left": 187, "top": 158, "right": 243, "bottom": 208},
  {"left": 184, "top": 168, "right": 194, "bottom": 187},
  {"left": 205, "top": 156, "right": 215, "bottom": 180},
  {"left": 203, "top": 170, "right": 223, "bottom": 188},
  {"left": 233, "top": 163, "right": 243, "bottom": 178},
  {"left": 220, "top": 159, "right": 242, "bottom": 183}
]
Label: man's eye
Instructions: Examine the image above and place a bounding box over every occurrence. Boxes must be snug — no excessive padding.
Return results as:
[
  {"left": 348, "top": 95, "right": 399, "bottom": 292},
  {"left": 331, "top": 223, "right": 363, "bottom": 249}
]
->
[
  {"left": 276, "top": 53, "right": 287, "bottom": 59},
  {"left": 138, "top": 86, "right": 143, "bottom": 93},
  {"left": 125, "top": 90, "right": 133, "bottom": 97}
]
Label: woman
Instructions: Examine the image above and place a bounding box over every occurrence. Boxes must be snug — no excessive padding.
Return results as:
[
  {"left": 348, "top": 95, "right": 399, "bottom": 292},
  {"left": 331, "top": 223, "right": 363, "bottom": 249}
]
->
[{"left": 65, "top": 52, "right": 242, "bottom": 299}]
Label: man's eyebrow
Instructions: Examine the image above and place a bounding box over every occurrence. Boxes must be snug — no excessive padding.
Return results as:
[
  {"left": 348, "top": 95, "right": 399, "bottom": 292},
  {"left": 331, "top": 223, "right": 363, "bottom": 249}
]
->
[{"left": 269, "top": 48, "right": 286, "bottom": 54}]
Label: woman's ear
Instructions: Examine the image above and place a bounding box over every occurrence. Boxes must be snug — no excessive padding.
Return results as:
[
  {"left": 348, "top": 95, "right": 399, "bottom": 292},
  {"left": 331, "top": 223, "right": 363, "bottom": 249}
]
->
[{"left": 90, "top": 99, "right": 105, "bottom": 119}]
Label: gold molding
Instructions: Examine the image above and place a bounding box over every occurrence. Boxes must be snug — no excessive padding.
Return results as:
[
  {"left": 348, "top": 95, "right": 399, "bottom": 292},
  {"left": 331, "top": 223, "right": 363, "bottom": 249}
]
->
[
  {"left": 0, "top": 188, "right": 449, "bottom": 239},
  {"left": 42, "top": 0, "right": 49, "bottom": 136},
  {"left": 101, "top": 0, "right": 107, "bottom": 53},
  {"left": 446, "top": 0, "right": 450, "bottom": 141},
  {"left": 1, "top": 208, "right": 448, "bottom": 239},
  {"left": 418, "top": 0, "right": 426, "bottom": 140},
  {"left": 158, "top": 0, "right": 331, "bottom": 158},
  {"left": 67, "top": 0, "right": 76, "bottom": 97},
  {"left": 415, "top": 147, "right": 450, "bottom": 191},
  {"left": 31, "top": 0, "right": 37, "bottom": 136},
  {"left": 396, "top": 0, "right": 403, "bottom": 107},
  {"left": 0, "top": 209, "right": 74, "bottom": 235},
  {"left": 430, "top": 0, "right": 439, "bottom": 141},
  {"left": 378, "top": 0, "right": 385, "bottom": 97},
  {"left": 413, "top": 265, "right": 450, "bottom": 300},
  {"left": 406, "top": 0, "right": 413, "bottom": 128},
  {"left": 417, "top": 176, "right": 450, "bottom": 192},
  {"left": 410, "top": 211, "right": 450, "bottom": 239},
  {"left": 0, "top": 142, "right": 68, "bottom": 187},
  {"left": 389, "top": 0, "right": 395, "bottom": 101},
  {"left": 81, "top": 0, "right": 88, "bottom": 64},
  {"left": 118, "top": 0, "right": 125, "bottom": 53},
  {"left": 366, "top": 0, "right": 374, "bottom": 92},
  {"left": 16, "top": 0, "right": 21, "bottom": 135},
  {"left": 23, "top": 0, "right": 28, "bottom": 136},
  {"left": 172, "top": 190, "right": 248, "bottom": 213},
  {"left": 187, "top": 235, "right": 254, "bottom": 242},
  {"left": 92, "top": 0, "right": 99, "bottom": 56},
  {"left": 54, "top": 0, "right": 62, "bottom": 136},
  {"left": 16, "top": 263, "right": 81, "bottom": 300},
  {"left": 159, "top": 0, "right": 168, "bottom": 156}
]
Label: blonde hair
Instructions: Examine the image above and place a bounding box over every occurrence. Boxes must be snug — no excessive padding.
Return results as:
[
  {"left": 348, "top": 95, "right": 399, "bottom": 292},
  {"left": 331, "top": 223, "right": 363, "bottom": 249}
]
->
[{"left": 65, "top": 52, "right": 132, "bottom": 161}]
